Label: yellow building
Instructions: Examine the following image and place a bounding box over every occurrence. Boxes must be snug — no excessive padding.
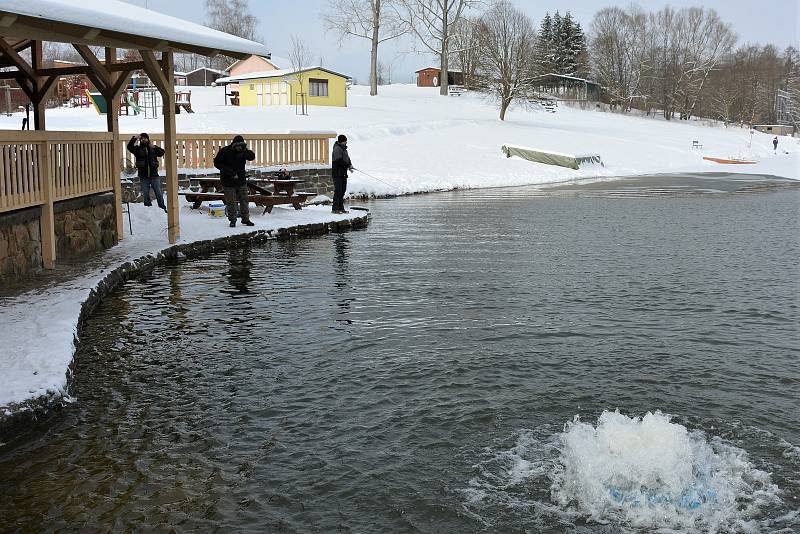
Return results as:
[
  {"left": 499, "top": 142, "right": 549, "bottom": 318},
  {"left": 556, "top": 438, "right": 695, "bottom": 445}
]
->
[{"left": 216, "top": 67, "right": 350, "bottom": 107}]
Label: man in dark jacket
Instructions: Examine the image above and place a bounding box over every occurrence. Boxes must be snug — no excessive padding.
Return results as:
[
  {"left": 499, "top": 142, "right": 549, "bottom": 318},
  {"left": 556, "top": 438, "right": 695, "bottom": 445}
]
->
[
  {"left": 331, "top": 134, "right": 353, "bottom": 213},
  {"left": 214, "top": 135, "right": 256, "bottom": 227},
  {"left": 126, "top": 133, "right": 166, "bottom": 211}
]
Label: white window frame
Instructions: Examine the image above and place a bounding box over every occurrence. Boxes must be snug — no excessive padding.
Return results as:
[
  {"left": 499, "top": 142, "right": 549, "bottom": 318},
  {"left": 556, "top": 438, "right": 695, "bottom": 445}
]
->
[{"left": 309, "top": 78, "right": 329, "bottom": 97}]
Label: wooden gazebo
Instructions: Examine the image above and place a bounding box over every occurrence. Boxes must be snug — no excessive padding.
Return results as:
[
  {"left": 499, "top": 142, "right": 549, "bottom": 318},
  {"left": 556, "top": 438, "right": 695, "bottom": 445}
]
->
[{"left": 0, "top": 0, "right": 268, "bottom": 268}]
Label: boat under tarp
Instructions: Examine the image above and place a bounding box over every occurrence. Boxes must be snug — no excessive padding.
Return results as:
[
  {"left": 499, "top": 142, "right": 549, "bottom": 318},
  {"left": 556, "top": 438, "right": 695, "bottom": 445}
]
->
[{"left": 501, "top": 144, "right": 603, "bottom": 170}]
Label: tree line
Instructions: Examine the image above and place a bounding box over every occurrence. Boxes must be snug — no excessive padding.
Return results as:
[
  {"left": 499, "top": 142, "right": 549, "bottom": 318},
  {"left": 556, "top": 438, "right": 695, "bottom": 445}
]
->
[{"left": 324, "top": 0, "right": 798, "bottom": 126}]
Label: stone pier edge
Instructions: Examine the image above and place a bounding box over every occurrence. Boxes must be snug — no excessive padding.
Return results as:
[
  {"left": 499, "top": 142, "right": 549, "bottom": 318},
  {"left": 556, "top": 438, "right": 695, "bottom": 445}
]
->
[{"left": 0, "top": 213, "right": 370, "bottom": 438}]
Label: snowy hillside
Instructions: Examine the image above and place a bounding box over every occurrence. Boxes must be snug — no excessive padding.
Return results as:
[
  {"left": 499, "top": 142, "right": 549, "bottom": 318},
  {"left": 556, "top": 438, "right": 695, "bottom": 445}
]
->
[{"left": 3, "top": 84, "right": 797, "bottom": 195}]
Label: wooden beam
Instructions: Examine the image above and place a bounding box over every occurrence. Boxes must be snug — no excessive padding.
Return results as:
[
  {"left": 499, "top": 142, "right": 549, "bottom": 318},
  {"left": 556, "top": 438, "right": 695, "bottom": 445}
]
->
[
  {"left": 73, "top": 44, "right": 111, "bottom": 89},
  {"left": 14, "top": 74, "right": 34, "bottom": 101},
  {"left": 36, "top": 65, "right": 92, "bottom": 77},
  {"left": 31, "top": 41, "right": 45, "bottom": 130},
  {"left": 161, "top": 50, "right": 180, "bottom": 244},
  {"left": 35, "top": 76, "right": 59, "bottom": 103},
  {"left": 110, "top": 70, "right": 134, "bottom": 99},
  {"left": 109, "top": 61, "right": 146, "bottom": 73},
  {"left": 0, "top": 14, "right": 17, "bottom": 27},
  {"left": 140, "top": 50, "right": 169, "bottom": 95},
  {"left": 0, "top": 38, "right": 36, "bottom": 80},
  {"left": 36, "top": 61, "right": 146, "bottom": 77}
]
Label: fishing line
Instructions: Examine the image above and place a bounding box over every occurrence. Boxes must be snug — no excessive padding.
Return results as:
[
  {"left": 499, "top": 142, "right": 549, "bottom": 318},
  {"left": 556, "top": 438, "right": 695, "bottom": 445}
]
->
[{"left": 352, "top": 168, "right": 403, "bottom": 194}]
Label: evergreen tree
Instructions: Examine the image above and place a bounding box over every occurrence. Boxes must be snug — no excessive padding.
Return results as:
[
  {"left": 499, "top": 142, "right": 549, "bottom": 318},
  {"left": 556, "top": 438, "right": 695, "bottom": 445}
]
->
[
  {"left": 551, "top": 11, "right": 563, "bottom": 73},
  {"left": 535, "top": 12, "right": 554, "bottom": 74}
]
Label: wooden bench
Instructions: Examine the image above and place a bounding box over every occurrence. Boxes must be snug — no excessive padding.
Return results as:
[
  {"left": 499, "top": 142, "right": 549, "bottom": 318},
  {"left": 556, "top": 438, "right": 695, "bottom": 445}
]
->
[
  {"left": 448, "top": 85, "right": 465, "bottom": 96},
  {"left": 692, "top": 140, "right": 703, "bottom": 149},
  {"left": 178, "top": 189, "right": 316, "bottom": 214}
]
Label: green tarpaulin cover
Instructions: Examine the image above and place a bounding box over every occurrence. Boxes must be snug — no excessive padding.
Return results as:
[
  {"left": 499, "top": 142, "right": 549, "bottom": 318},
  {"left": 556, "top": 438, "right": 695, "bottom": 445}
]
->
[{"left": 501, "top": 145, "right": 603, "bottom": 170}]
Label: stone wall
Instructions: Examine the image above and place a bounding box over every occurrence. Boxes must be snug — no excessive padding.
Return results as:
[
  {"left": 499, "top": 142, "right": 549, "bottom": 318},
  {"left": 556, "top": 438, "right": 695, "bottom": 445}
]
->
[
  {"left": 54, "top": 194, "right": 117, "bottom": 260},
  {"left": 0, "top": 193, "right": 117, "bottom": 284},
  {"left": 0, "top": 207, "right": 43, "bottom": 280}
]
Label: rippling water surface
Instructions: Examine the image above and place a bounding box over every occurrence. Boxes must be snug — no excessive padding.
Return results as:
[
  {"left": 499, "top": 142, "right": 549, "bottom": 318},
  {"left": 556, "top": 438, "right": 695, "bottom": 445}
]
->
[{"left": 2, "top": 177, "right": 799, "bottom": 532}]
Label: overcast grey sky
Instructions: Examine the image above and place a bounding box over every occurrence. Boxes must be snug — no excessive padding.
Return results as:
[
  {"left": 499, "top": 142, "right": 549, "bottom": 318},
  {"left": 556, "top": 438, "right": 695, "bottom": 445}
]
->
[{"left": 125, "top": 0, "right": 799, "bottom": 83}]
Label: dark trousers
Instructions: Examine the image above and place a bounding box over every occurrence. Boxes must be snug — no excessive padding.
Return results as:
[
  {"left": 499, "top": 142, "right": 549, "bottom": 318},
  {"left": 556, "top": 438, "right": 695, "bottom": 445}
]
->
[
  {"left": 333, "top": 176, "right": 347, "bottom": 211},
  {"left": 223, "top": 185, "right": 250, "bottom": 223},
  {"left": 140, "top": 176, "right": 166, "bottom": 209}
]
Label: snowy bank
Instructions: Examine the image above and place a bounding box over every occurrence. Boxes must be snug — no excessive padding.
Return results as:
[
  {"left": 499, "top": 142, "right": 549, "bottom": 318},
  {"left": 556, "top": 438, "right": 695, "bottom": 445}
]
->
[
  {"left": 0, "top": 204, "right": 368, "bottom": 423},
  {"left": 0, "top": 84, "right": 796, "bottom": 197}
]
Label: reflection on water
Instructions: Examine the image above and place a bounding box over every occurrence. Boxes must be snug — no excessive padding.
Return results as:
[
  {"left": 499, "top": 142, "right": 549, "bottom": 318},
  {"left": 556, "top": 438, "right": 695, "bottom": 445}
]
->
[{"left": 1, "top": 179, "right": 798, "bottom": 532}]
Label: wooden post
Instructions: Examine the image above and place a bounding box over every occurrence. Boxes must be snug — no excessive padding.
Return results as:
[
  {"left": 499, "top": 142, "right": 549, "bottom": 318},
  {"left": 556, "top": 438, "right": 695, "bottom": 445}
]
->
[
  {"left": 161, "top": 51, "right": 179, "bottom": 243},
  {"left": 31, "top": 41, "right": 46, "bottom": 131},
  {"left": 38, "top": 139, "right": 55, "bottom": 269},
  {"left": 30, "top": 41, "right": 55, "bottom": 268},
  {"left": 104, "top": 47, "right": 124, "bottom": 241}
]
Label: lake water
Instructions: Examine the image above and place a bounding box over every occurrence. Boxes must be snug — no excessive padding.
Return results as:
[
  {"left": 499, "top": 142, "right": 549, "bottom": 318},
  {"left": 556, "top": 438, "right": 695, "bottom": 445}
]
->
[{"left": 1, "top": 175, "right": 799, "bottom": 532}]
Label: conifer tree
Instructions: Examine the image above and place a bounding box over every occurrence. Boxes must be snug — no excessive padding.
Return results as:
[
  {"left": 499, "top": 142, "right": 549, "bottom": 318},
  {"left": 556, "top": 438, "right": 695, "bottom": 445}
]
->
[{"left": 535, "top": 12, "right": 554, "bottom": 74}]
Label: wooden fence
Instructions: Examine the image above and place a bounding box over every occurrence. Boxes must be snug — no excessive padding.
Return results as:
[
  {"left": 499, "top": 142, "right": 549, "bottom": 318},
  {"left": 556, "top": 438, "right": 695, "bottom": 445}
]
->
[
  {"left": 0, "top": 131, "right": 115, "bottom": 214},
  {"left": 121, "top": 133, "right": 336, "bottom": 171}
]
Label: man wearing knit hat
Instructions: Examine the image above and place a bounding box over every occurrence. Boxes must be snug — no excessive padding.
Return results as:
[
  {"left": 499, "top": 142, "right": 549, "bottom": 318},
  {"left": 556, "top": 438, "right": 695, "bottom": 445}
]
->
[
  {"left": 214, "top": 135, "right": 256, "bottom": 227},
  {"left": 331, "top": 134, "right": 353, "bottom": 213}
]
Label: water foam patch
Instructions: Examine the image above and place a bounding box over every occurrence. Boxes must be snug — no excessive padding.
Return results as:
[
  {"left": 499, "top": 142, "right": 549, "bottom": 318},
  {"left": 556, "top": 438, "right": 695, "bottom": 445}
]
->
[
  {"left": 463, "top": 411, "right": 788, "bottom": 533},
  {"left": 551, "top": 410, "right": 781, "bottom": 531}
]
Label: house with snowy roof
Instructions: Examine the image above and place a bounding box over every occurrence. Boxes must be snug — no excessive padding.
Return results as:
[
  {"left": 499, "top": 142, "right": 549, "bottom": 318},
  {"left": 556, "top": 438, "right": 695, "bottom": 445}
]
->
[
  {"left": 227, "top": 54, "right": 289, "bottom": 77},
  {"left": 185, "top": 67, "right": 228, "bottom": 86},
  {"left": 216, "top": 67, "right": 351, "bottom": 107}
]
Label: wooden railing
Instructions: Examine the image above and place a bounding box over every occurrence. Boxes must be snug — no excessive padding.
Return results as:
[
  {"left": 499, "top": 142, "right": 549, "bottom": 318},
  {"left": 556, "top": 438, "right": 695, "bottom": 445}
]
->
[
  {"left": 0, "top": 131, "right": 115, "bottom": 214},
  {"left": 121, "top": 133, "right": 336, "bottom": 171}
]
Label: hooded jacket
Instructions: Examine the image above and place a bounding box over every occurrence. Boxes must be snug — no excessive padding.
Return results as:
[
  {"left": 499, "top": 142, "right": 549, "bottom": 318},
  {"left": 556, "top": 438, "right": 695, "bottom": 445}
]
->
[
  {"left": 126, "top": 136, "right": 165, "bottom": 179},
  {"left": 214, "top": 138, "right": 256, "bottom": 187},
  {"left": 331, "top": 141, "right": 352, "bottom": 179}
]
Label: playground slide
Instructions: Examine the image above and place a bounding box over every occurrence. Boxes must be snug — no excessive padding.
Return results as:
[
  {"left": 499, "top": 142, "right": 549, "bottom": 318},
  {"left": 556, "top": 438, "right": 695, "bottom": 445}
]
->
[
  {"left": 127, "top": 92, "right": 141, "bottom": 116},
  {"left": 87, "top": 91, "right": 106, "bottom": 114}
]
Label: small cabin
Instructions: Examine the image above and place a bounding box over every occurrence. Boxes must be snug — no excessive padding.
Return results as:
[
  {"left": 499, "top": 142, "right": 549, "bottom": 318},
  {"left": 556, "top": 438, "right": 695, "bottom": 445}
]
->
[
  {"left": 753, "top": 124, "right": 795, "bottom": 136},
  {"left": 415, "top": 67, "right": 464, "bottom": 87},
  {"left": 531, "top": 73, "right": 602, "bottom": 102},
  {"left": 185, "top": 67, "right": 227, "bottom": 87}
]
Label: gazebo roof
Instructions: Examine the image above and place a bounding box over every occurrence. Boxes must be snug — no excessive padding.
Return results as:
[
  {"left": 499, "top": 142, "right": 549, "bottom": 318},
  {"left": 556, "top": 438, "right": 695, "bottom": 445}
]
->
[{"left": 0, "top": 0, "right": 268, "bottom": 58}]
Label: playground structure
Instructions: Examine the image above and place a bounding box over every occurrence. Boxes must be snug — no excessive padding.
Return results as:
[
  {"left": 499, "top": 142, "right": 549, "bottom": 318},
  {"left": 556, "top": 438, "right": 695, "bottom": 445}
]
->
[{"left": 87, "top": 86, "right": 192, "bottom": 117}]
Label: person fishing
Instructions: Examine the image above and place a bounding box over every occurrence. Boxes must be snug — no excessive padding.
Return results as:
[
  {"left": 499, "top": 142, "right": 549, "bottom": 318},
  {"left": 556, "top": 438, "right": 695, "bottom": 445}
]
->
[
  {"left": 126, "top": 133, "right": 166, "bottom": 212},
  {"left": 214, "top": 135, "right": 256, "bottom": 227},
  {"left": 331, "top": 134, "right": 353, "bottom": 214}
]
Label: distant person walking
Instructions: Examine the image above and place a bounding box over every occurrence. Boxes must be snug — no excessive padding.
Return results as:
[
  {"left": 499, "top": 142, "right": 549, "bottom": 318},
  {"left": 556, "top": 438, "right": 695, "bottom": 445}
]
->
[
  {"left": 214, "top": 135, "right": 255, "bottom": 227},
  {"left": 331, "top": 134, "right": 353, "bottom": 214},
  {"left": 773, "top": 136, "right": 779, "bottom": 153},
  {"left": 126, "top": 133, "right": 166, "bottom": 212}
]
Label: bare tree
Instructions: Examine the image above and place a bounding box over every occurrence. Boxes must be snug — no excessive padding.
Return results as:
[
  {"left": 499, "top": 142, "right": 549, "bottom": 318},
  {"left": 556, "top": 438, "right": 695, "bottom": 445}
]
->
[
  {"left": 590, "top": 6, "right": 650, "bottom": 111},
  {"left": 396, "top": 0, "right": 479, "bottom": 96},
  {"left": 449, "top": 16, "right": 483, "bottom": 89},
  {"left": 476, "top": 1, "right": 535, "bottom": 120},
  {"left": 205, "top": 0, "right": 261, "bottom": 70},
  {"left": 323, "top": 0, "right": 408, "bottom": 96},
  {"left": 289, "top": 34, "right": 313, "bottom": 112}
]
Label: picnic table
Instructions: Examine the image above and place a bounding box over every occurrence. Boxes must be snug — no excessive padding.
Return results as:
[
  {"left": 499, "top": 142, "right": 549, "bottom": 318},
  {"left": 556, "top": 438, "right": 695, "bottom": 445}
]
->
[{"left": 179, "top": 177, "right": 315, "bottom": 214}]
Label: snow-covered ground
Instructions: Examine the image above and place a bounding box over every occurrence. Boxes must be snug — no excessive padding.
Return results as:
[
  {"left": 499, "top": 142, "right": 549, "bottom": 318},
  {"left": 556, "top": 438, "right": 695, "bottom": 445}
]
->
[
  {"left": 1, "top": 83, "right": 797, "bottom": 419},
  {"left": 0, "top": 204, "right": 363, "bottom": 417},
  {"left": 1, "top": 84, "right": 796, "bottom": 196}
]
